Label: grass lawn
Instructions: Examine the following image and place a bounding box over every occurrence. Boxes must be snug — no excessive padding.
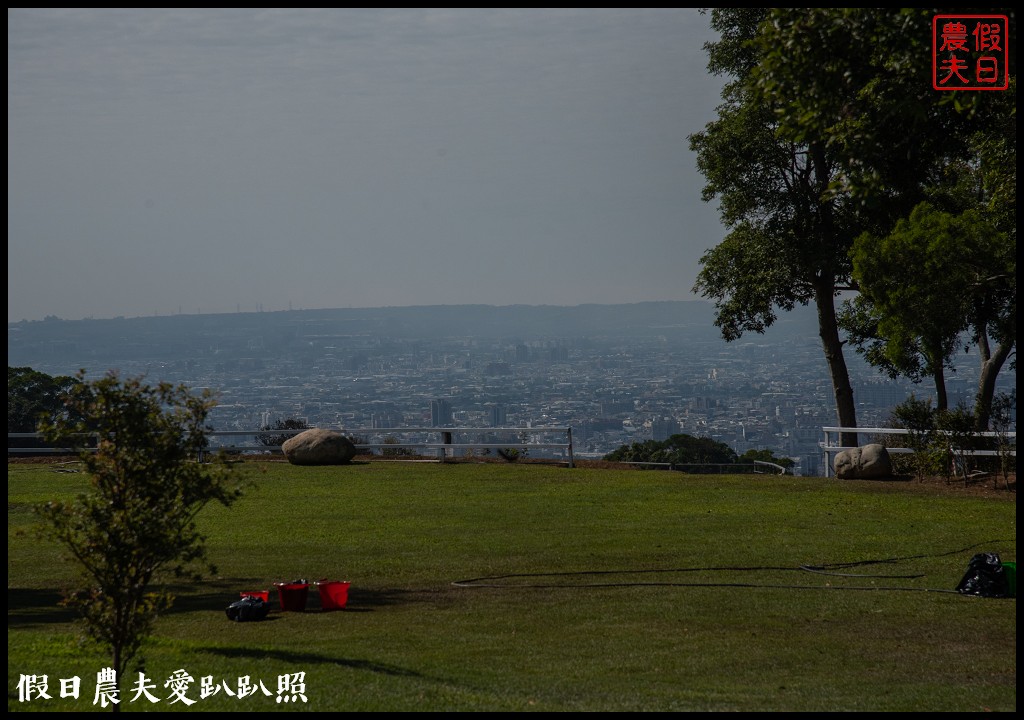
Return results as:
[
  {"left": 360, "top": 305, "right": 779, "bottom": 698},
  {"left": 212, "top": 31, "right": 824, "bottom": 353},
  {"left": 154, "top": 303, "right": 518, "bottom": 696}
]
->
[{"left": 8, "top": 459, "right": 1016, "bottom": 712}]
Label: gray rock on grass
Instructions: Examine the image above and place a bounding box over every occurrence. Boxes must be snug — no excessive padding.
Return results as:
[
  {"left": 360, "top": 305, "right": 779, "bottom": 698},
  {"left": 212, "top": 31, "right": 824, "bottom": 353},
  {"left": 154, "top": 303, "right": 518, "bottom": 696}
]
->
[{"left": 282, "top": 428, "right": 357, "bottom": 465}]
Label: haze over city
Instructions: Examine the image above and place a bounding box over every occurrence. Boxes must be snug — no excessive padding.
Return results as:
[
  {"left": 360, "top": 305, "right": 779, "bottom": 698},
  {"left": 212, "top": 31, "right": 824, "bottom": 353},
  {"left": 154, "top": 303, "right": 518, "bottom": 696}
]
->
[{"left": 8, "top": 8, "right": 728, "bottom": 323}]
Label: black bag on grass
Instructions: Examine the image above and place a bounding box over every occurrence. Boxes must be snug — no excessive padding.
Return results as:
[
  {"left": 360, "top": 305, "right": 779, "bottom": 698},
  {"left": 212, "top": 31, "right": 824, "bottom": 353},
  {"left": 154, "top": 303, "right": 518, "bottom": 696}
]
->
[
  {"left": 226, "top": 595, "right": 270, "bottom": 622},
  {"left": 955, "top": 552, "right": 1009, "bottom": 598}
]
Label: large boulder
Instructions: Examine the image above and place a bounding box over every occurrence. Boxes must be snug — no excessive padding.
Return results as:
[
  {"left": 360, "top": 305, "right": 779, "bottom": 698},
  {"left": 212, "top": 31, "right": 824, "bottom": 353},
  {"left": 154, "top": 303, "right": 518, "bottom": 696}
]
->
[
  {"left": 834, "top": 443, "right": 893, "bottom": 479},
  {"left": 282, "top": 428, "right": 357, "bottom": 466}
]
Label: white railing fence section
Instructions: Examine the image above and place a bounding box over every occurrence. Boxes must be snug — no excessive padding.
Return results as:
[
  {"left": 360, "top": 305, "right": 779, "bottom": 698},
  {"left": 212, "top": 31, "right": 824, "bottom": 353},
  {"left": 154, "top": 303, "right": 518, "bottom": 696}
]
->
[
  {"left": 820, "top": 426, "right": 1016, "bottom": 478},
  {"left": 9, "top": 426, "right": 576, "bottom": 468}
]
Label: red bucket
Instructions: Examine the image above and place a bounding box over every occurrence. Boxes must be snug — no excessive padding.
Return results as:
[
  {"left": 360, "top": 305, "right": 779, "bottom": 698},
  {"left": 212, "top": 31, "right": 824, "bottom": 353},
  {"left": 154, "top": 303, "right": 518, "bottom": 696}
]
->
[
  {"left": 317, "top": 581, "right": 350, "bottom": 611},
  {"left": 274, "top": 582, "right": 309, "bottom": 612},
  {"left": 240, "top": 590, "right": 269, "bottom": 602}
]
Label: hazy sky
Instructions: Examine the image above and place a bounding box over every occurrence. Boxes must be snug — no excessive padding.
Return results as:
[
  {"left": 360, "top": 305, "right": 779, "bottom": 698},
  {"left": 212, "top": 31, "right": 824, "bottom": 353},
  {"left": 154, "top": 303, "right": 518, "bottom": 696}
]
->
[{"left": 8, "top": 8, "right": 728, "bottom": 322}]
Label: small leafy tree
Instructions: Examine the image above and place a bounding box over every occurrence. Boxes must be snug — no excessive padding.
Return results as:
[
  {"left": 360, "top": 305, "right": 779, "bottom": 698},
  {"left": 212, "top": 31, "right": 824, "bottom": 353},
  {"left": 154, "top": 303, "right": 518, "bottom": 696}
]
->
[
  {"left": 890, "top": 395, "right": 939, "bottom": 482},
  {"left": 989, "top": 390, "right": 1016, "bottom": 490},
  {"left": 37, "top": 372, "right": 245, "bottom": 708},
  {"left": 890, "top": 396, "right": 985, "bottom": 485},
  {"left": 935, "top": 403, "right": 978, "bottom": 486}
]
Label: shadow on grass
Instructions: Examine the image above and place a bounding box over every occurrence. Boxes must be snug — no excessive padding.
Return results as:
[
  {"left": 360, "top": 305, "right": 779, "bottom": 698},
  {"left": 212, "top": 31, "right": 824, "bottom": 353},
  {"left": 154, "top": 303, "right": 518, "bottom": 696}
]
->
[
  {"left": 9, "top": 589, "right": 430, "bottom": 682},
  {"left": 162, "top": 582, "right": 422, "bottom": 615},
  {"left": 8, "top": 582, "right": 422, "bottom": 629},
  {"left": 199, "top": 645, "right": 427, "bottom": 678},
  {"left": 7, "top": 588, "right": 77, "bottom": 627}
]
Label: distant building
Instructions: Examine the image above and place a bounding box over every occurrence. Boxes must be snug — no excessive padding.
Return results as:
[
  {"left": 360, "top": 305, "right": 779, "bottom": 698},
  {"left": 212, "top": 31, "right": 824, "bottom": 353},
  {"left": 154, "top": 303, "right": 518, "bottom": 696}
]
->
[
  {"left": 431, "top": 398, "right": 453, "bottom": 427},
  {"left": 483, "top": 362, "right": 513, "bottom": 376},
  {"left": 652, "top": 417, "right": 680, "bottom": 441},
  {"left": 371, "top": 411, "right": 402, "bottom": 429},
  {"left": 490, "top": 404, "right": 507, "bottom": 427},
  {"left": 600, "top": 400, "right": 633, "bottom": 416},
  {"left": 549, "top": 347, "right": 569, "bottom": 362}
]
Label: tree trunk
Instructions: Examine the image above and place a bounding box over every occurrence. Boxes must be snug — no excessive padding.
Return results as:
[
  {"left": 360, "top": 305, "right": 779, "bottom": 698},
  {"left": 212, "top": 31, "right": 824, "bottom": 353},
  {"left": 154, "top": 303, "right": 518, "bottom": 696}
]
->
[
  {"left": 974, "top": 340, "right": 1013, "bottom": 430},
  {"left": 112, "top": 645, "right": 122, "bottom": 713},
  {"left": 814, "top": 283, "right": 858, "bottom": 447},
  {"left": 807, "top": 142, "right": 858, "bottom": 448},
  {"left": 930, "top": 356, "right": 948, "bottom": 412}
]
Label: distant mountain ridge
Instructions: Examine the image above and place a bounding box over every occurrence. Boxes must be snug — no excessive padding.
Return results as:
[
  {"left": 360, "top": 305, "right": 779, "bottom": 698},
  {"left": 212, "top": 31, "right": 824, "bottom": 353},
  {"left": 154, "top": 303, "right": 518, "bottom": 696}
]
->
[
  {"left": 9, "top": 300, "right": 822, "bottom": 336},
  {"left": 8, "top": 301, "right": 824, "bottom": 370}
]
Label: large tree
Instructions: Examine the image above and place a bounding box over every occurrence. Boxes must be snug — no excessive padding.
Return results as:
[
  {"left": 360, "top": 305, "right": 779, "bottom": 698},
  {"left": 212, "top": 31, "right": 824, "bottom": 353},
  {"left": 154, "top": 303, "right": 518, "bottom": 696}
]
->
[
  {"left": 690, "top": 8, "right": 866, "bottom": 446},
  {"left": 752, "top": 9, "right": 1011, "bottom": 201},
  {"left": 38, "top": 372, "right": 245, "bottom": 709},
  {"left": 753, "top": 8, "right": 1016, "bottom": 429},
  {"left": 842, "top": 202, "right": 1013, "bottom": 422}
]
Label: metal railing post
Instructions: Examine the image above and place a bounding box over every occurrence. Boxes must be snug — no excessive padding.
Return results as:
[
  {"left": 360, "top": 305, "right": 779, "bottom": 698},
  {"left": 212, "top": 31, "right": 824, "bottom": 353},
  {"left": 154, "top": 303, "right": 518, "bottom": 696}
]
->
[{"left": 567, "top": 426, "right": 574, "bottom": 468}]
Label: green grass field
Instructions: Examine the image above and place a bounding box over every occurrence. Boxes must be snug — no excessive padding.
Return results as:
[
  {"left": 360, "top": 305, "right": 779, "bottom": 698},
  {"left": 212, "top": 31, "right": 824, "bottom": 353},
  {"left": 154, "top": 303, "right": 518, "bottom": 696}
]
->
[{"left": 8, "top": 460, "right": 1017, "bottom": 712}]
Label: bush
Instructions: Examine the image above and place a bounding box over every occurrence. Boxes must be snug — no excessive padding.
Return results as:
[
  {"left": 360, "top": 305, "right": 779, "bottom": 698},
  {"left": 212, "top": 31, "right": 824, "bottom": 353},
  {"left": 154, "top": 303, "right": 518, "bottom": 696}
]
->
[
  {"left": 988, "top": 390, "right": 1016, "bottom": 489},
  {"left": 497, "top": 447, "right": 526, "bottom": 463},
  {"left": 605, "top": 433, "right": 738, "bottom": 466},
  {"left": 934, "top": 403, "right": 977, "bottom": 484},
  {"left": 889, "top": 396, "right": 1007, "bottom": 486},
  {"left": 257, "top": 418, "right": 310, "bottom": 447},
  {"left": 890, "top": 395, "right": 940, "bottom": 482},
  {"left": 381, "top": 435, "right": 414, "bottom": 458}
]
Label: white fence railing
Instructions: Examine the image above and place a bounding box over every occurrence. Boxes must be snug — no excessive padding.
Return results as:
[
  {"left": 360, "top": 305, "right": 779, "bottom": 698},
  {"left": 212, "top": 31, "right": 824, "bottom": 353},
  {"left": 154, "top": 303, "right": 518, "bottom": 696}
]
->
[
  {"left": 9, "top": 426, "right": 576, "bottom": 468},
  {"left": 820, "top": 426, "right": 1016, "bottom": 478}
]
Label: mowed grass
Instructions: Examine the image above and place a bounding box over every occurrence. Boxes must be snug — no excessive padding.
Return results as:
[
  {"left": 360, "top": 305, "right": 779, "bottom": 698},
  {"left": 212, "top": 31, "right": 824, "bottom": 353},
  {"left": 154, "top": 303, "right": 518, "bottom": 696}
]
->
[{"left": 8, "top": 460, "right": 1017, "bottom": 712}]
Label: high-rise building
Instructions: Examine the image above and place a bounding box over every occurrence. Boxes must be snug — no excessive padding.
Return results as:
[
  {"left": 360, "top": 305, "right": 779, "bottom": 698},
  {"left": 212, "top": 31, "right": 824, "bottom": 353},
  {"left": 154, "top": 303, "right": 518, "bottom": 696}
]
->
[
  {"left": 490, "top": 404, "right": 507, "bottom": 427},
  {"left": 371, "top": 411, "right": 401, "bottom": 429},
  {"left": 652, "top": 417, "right": 680, "bottom": 441},
  {"left": 431, "top": 398, "right": 453, "bottom": 427}
]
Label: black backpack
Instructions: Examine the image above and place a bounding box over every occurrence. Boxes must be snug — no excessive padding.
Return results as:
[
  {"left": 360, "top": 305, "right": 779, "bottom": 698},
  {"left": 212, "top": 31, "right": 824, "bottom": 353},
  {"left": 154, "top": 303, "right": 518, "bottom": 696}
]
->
[
  {"left": 955, "top": 552, "right": 1010, "bottom": 598},
  {"left": 226, "top": 595, "right": 271, "bottom": 622}
]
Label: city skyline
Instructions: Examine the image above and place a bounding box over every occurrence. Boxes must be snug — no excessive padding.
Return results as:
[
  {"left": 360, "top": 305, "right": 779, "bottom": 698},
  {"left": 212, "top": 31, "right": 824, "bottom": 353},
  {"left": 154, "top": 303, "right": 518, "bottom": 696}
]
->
[{"left": 11, "top": 302, "right": 1012, "bottom": 476}]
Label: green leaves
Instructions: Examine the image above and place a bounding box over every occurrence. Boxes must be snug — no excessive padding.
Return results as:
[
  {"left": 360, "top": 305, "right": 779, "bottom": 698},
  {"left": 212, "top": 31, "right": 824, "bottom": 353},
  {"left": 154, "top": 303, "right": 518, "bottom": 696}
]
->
[
  {"left": 8, "top": 366, "right": 81, "bottom": 434},
  {"left": 605, "top": 433, "right": 738, "bottom": 465},
  {"left": 36, "top": 371, "right": 246, "bottom": 684},
  {"left": 844, "top": 201, "right": 1014, "bottom": 420},
  {"left": 695, "top": 8, "right": 1014, "bottom": 434}
]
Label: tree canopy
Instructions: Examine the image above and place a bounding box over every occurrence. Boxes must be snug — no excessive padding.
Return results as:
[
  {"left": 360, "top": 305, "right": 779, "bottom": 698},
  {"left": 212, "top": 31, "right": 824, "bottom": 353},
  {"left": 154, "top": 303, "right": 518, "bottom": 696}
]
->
[
  {"left": 692, "top": 8, "right": 1015, "bottom": 435},
  {"left": 605, "top": 433, "right": 738, "bottom": 466},
  {"left": 841, "top": 202, "right": 1013, "bottom": 420},
  {"left": 689, "top": 8, "right": 864, "bottom": 444},
  {"left": 8, "top": 365, "right": 81, "bottom": 433}
]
